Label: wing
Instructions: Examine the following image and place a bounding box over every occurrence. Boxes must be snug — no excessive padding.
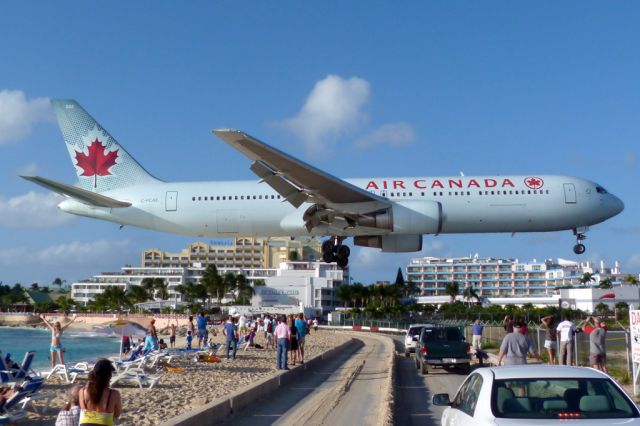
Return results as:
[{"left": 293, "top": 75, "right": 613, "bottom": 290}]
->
[{"left": 213, "top": 129, "right": 391, "bottom": 233}]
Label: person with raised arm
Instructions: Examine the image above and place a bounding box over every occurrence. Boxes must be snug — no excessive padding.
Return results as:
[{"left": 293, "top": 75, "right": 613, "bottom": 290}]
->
[{"left": 40, "top": 313, "right": 77, "bottom": 367}]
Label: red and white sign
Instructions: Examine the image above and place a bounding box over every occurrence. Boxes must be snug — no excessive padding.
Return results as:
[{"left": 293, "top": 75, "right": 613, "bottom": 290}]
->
[{"left": 630, "top": 310, "right": 640, "bottom": 363}]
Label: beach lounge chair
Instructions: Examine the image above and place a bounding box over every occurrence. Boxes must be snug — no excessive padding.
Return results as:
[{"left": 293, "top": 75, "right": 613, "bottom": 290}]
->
[
  {"left": 110, "top": 368, "right": 161, "bottom": 389},
  {"left": 18, "top": 377, "right": 55, "bottom": 414},
  {"left": 11, "top": 351, "right": 38, "bottom": 381},
  {"left": 42, "top": 362, "right": 91, "bottom": 383},
  {"left": 145, "top": 352, "right": 174, "bottom": 370},
  {"left": 0, "top": 388, "right": 28, "bottom": 424}
]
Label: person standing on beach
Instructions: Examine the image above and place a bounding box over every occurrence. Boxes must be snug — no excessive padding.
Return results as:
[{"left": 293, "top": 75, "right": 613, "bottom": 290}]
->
[
  {"left": 471, "top": 320, "right": 484, "bottom": 351},
  {"left": 223, "top": 315, "right": 239, "bottom": 360},
  {"left": 40, "top": 313, "right": 77, "bottom": 368},
  {"left": 586, "top": 316, "right": 608, "bottom": 372},
  {"left": 556, "top": 316, "right": 577, "bottom": 366},
  {"left": 79, "top": 359, "right": 121, "bottom": 426},
  {"left": 541, "top": 315, "right": 558, "bottom": 365},
  {"left": 498, "top": 323, "right": 539, "bottom": 366},
  {"left": 169, "top": 317, "right": 178, "bottom": 349},
  {"left": 289, "top": 315, "right": 299, "bottom": 366},
  {"left": 187, "top": 315, "right": 195, "bottom": 337},
  {"left": 196, "top": 312, "right": 207, "bottom": 349},
  {"left": 295, "top": 313, "right": 307, "bottom": 364},
  {"left": 275, "top": 315, "right": 291, "bottom": 370},
  {"left": 148, "top": 318, "right": 159, "bottom": 350}
]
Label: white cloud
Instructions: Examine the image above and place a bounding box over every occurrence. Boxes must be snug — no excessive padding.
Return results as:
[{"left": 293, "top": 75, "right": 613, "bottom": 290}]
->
[
  {"left": 278, "top": 75, "right": 370, "bottom": 156},
  {"left": 0, "top": 191, "right": 75, "bottom": 228},
  {"left": 18, "top": 162, "right": 39, "bottom": 176},
  {"left": 0, "top": 240, "right": 130, "bottom": 267},
  {"left": 0, "top": 90, "right": 53, "bottom": 144},
  {"left": 354, "top": 122, "right": 416, "bottom": 149}
]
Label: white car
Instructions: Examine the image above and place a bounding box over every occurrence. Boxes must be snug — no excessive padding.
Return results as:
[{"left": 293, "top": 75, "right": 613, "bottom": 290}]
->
[
  {"left": 403, "top": 323, "right": 431, "bottom": 356},
  {"left": 433, "top": 365, "right": 640, "bottom": 425}
]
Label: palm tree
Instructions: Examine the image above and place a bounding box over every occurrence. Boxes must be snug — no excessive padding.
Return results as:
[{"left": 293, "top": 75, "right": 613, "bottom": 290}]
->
[
  {"left": 127, "top": 285, "right": 150, "bottom": 304},
  {"left": 222, "top": 272, "right": 237, "bottom": 304},
  {"left": 154, "top": 279, "right": 169, "bottom": 300},
  {"left": 580, "top": 272, "right": 595, "bottom": 287},
  {"left": 462, "top": 286, "right": 480, "bottom": 306},
  {"left": 52, "top": 277, "right": 64, "bottom": 289},
  {"left": 335, "top": 285, "right": 353, "bottom": 308},
  {"left": 444, "top": 281, "right": 460, "bottom": 303},
  {"left": 234, "top": 274, "right": 255, "bottom": 305},
  {"left": 201, "top": 265, "right": 224, "bottom": 305},
  {"left": 94, "top": 286, "right": 130, "bottom": 311},
  {"left": 594, "top": 302, "right": 609, "bottom": 316},
  {"left": 624, "top": 275, "right": 639, "bottom": 286},
  {"left": 141, "top": 278, "right": 156, "bottom": 297},
  {"left": 598, "top": 278, "right": 613, "bottom": 289}
]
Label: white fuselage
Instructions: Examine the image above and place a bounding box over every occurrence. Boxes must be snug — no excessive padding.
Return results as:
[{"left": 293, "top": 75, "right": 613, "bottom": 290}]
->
[{"left": 58, "top": 174, "right": 624, "bottom": 239}]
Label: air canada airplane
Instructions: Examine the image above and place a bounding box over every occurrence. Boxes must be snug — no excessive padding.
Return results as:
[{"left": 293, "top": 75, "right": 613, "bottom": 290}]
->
[{"left": 23, "top": 100, "right": 624, "bottom": 268}]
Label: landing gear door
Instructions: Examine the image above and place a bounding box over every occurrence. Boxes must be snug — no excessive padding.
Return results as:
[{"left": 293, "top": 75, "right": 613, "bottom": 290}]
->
[
  {"left": 165, "top": 191, "right": 178, "bottom": 211},
  {"left": 563, "top": 183, "right": 576, "bottom": 204}
]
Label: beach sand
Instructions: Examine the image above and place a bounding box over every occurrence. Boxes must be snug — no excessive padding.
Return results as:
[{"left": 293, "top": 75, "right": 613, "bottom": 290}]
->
[{"left": 26, "top": 329, "right": 349, "bottom": 425}]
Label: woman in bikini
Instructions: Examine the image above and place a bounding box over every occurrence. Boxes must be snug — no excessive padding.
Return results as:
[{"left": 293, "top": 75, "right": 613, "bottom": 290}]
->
[
  {"left": 79, "top": 359, "right": 121, "bottom": 426},
  {"left": 40, "top": 313, "right": 77, "bottom": 367}
]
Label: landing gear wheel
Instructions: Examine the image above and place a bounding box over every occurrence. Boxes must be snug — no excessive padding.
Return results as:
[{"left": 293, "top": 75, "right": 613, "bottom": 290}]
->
[
  {"left": 321, "top": 237, "right": 350, "bottom": 268},
  {"left": 336, "top": 245, "right": 350, "bottom": 268},
  {"left": 573, "top": 243, "right": 586, "bottom": 255}
]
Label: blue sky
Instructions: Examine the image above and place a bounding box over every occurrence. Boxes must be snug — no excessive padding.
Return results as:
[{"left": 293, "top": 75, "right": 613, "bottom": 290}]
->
[{"left": 0, "top": 2, "right": 638, "bottom": 286}]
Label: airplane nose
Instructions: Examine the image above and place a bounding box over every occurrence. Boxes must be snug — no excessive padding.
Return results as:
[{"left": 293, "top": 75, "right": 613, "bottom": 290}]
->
[{"left": 610, "top": 195, "right": 624, "bottom": 216}]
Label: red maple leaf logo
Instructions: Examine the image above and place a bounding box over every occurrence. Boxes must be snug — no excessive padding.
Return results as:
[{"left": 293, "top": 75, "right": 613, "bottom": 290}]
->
[
  {"left": 524, "top": 177, "right": 544, "bottom": 190},
  {"left": 75, "top": 139, "right": 119, "bottom": 188}
]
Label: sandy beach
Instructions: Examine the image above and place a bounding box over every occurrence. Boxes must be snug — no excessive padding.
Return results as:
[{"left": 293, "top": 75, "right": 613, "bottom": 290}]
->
[{"left": 26, "top": 328, "right": 350, "bottom": 425}]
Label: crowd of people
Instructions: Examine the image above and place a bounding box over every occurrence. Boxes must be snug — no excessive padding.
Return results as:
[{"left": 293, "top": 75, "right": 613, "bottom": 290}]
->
[
  {"left": 471, "top": 314, "right": 609, "bottom": 371},
  {"left": 46, "top": 311, "right": 319, "bottom": 425}
]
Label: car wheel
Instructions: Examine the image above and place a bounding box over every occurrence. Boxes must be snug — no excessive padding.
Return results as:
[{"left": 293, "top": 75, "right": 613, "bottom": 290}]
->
[
  {"left": 405, "top": 350, "right": 410, "bottom": 357},
  {"left": 415, "top": 357, "right": 420, "bottom": 370},
  {"left": 420, "top": 360, "right": 429, "bottom": 375}
]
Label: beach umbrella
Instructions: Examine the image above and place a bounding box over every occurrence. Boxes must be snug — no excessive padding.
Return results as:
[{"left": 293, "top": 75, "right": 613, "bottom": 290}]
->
[{"left": 93, "top": 319, "right": 147, "bottom": 356}]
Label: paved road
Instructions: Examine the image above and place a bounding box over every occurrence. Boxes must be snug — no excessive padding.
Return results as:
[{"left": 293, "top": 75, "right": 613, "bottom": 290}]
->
[
  {"left": 223, "top": 334, "right": 391, "bottom": 426},
  {"left": 391, "top": 335, "right": 466, "bottom": 426}
]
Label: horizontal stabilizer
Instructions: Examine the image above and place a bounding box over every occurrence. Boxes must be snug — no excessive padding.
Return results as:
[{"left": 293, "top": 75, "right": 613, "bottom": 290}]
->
[{"left": 20, "top": 176, "right": 131, "bottom": 208}]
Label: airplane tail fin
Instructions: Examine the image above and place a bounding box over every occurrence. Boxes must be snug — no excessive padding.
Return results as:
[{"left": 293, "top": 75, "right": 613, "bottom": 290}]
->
[{"left": 51, "top": 99, "right": 160, "bottom": 193}]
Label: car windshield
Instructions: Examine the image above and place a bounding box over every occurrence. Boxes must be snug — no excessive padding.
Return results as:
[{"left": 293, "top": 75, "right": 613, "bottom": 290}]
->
[
  {"left": 422, "top": 327, "right": 462, "bottom": 342},
  {"left": 492, "top": 378, "right": 638, "bottom": 419},
  {"left": 408, "top": 327, "right": 423, "bottom": 336}
]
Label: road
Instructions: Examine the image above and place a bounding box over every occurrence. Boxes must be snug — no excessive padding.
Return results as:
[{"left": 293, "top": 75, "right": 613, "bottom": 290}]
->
[
  {"left": 221, "top": 333, "right": 466, "bottom": 426},
  {"left": 391, "top": 335, "right": 466, "bottom": 426},
  {"left": 223, "top": 334, "right": 391, "bottom": 426}
]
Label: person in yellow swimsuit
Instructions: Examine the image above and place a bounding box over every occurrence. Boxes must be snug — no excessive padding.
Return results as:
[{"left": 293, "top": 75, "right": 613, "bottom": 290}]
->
[{"left": 79, "top": 359, "right": 121, "bottom": 426}]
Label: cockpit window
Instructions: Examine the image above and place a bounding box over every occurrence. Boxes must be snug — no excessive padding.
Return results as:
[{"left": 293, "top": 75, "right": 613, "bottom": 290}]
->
[{"left": 596, "top": 186, "right": 608, "bottom": 194}]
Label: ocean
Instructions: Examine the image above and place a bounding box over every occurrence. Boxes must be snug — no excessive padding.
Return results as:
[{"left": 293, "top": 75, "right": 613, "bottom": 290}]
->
[{"left": 0, "top": 327, "right": 120, "bottom": 372}]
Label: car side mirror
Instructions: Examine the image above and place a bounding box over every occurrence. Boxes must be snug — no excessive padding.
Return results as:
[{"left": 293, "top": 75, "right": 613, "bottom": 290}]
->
[
  {"left": 432, "top": 393, "right": 452, "bottom": 406},
  {"left": 412, "top": 336, "right": 418, "bottom": 342},
  {"left": 402, "top": 330, "right": 407, "bottom": 335},
  {"left": 461, "top": 336, "right": 466, "bottom": 341}
]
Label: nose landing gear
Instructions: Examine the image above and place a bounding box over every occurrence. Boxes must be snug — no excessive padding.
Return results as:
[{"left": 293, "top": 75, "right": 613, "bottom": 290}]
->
[
  {"left": 572, "top": 228, "right": 587, "bottom": 255},
  {"left": 322, "top": 237, "right": 350, "bottom": 268}
]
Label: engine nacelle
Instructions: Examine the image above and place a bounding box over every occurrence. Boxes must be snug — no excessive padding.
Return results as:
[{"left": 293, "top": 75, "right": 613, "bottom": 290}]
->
[
  {"left": 354, "top": 234, "right": 423, "bottom": 252},
  {"left": 358, "top": 200, "right": 442, "bottom": 235}
]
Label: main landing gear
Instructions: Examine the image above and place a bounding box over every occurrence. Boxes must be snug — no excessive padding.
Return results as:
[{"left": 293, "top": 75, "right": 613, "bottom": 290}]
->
[
  {"left": 322, "top": 237, "right": 350, "bottom": 268},
  {"left": 572, "top": 228, "right": 587, "bottom": 255}
]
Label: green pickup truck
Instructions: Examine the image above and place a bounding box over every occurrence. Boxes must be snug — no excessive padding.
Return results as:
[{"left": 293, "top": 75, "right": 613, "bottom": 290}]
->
[{"left": 415, "top": 325, "right": 471, "bottom": 375}]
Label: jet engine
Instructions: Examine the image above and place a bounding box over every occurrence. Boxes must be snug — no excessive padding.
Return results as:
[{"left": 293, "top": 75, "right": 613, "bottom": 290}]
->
[{"left": 354, "top": 200, "right": 443, "bottom": 253}]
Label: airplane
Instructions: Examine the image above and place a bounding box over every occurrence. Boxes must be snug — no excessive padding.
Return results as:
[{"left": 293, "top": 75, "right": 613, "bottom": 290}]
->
[{"left": 23, "top": 100, "right": 624, "bottom": 268}]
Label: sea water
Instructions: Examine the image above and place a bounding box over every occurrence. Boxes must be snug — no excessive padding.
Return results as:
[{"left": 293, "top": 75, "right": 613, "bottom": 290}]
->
[{"left": 0, "top": 327, "right": 120, "bottom": 372}]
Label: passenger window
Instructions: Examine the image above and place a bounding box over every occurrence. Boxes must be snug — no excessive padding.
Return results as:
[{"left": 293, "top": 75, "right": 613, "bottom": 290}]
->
[
  {"left": 271, "top": 195, "right": 275, "bottom": 199},
  {"left": 452, "top": 374, "right": 483, "bottom": 417},
  {"left": 192, "top": 197, "right": 195, "bottom": 201},
  {"left": 491, "top": 191, "right": 495, "bottom": 195},
  {"left": 515, "top": 191, "right": 519, "bottom": 194},
  {"left": 216, "top": 196, "right": 220, "bottom": 200},
  {"left": 198, "top": 196, "right": 202, "bottom": 201},
  {"left": 259, "top": 195, "right": 262, "bottom": 199}
]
